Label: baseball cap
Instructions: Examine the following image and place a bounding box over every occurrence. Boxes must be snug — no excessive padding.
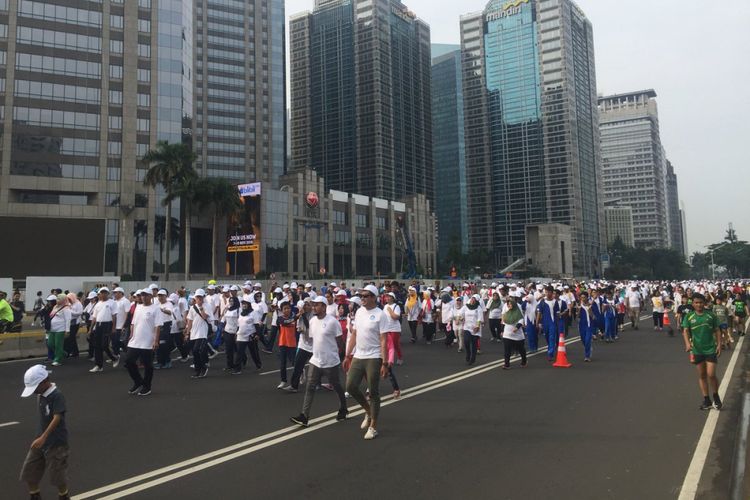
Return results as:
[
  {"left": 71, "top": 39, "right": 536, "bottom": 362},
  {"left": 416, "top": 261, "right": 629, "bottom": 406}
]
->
[
  {"left": 290, "top": 282, "right": 298, "bottom": 289},
  {"left": 336, "top": 289, "right": 348, "bottom": 296},
  {"left": 221, "top": 286, "right": 230, "bottom": 293},
  {"left": 253, "top": 283, "right": 262, "bottom": 288},
  {"left": 194, "top": 288, "right": 206, "bottom": 297},
  {"left": 230, "top": 285, "right": 240, "bottom": 292},
  {"left": 242, "top": 284, "right": 252, "bottom": 290},
  {"left": 157, "top": 289, "right": 168, "bottom": 296},
  {"left": 207, "top": 284, "right": 216, "bottom": 290},
  {"left": 305, "top": 283, "right": 312, "bottom": 288},
  {"left": 46, "top": 295, "right": 57, "bottom": 302},
  {"left": 387, "top": 292, "right": 396, "bottom": 298},
  {"left": 87, "top": 292, "right": 97, "bottom": 299},
  {"left": 148, "top": 283, "right": 159, "bottom": 290},
  {"left": 21, "top": 365, "right": 50, "bottom": 398},
  {"left": 98, "top": 287, "right": 110, "bottom": 294},
  {"left": 274, "top": 287, "right": 282, "bottom": 293},
  {"left": 282, "top": 284, "right": 290, "bottom": 289},
  {"left": 311, "top": 296, "right": 327, "bottom": 304},
  {"left": 359, "top": 284, "right": 379, "bottom": 297},
  {"left": 114, "top": 287, "right": 125, "bottom": 293},
  {"left": 241, "top": 296, "right": 253, "bottom": 304},
  {"left": 349, "top": 296, "right": 362, "bottom": 307},
  {"left": 139, "top": 289, "right": 152, "bottom": 296}
]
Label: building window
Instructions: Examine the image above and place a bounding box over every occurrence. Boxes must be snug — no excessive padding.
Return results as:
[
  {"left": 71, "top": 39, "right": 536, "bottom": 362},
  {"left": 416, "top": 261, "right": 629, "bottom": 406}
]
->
[
  {"left": 333, "top": 210, "right": 347, "bottom": 225},
  {"left": 137, "top": 93, "right": 150, "bottom": 107},
  {"left": 376, "top": 215, "right": 387, "bottom": 230},
  {"left": 110, "top": 15, "right": 124, "bottom": 29},
  {"left": 110, "top": 64, "right": 123, "bottom": 79},
  {"left": 356, "top": 213, "right": 368, "bottom": 228}
]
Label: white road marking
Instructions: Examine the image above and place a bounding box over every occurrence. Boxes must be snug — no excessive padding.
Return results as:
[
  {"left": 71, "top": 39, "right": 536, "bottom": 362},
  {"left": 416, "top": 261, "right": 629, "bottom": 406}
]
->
[
  {"left": 72, "top": 338, "right": 581, "bottom": 500},
  {"left": 677, "top": 335, "right": 745, "bottom": 500},
  {"left": 0, "top": 421, "right": 20, "bottom": 428},
  {"left": 0, "top": 356, "right": 47, "bottom": 365},
  {"left": 730, "top": 392, "right": 750, "bottom": 499}
]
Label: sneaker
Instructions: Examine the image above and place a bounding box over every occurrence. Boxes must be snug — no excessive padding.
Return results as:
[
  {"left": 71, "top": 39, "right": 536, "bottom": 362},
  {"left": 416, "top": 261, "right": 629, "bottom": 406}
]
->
[
  {"left": 282, "top": 385, "right": 298, "bottom": 393},
  {"left": 290, "top": 414, "right": 308, "bottom": 427},
  {"left": 231, "top": 369, "right": 242, "bottom": 375},
  {"left": 520, "top": 362, "right": 528, "bottom": 368},
  {"left": 128, "top": 384, "right": 143, "bottom": 394},
  {"left": 502, "top": 366, "right": 510, "bottom": 370},
  {"left": 89, "top": 366, "right": 103, "bottom": 373},
  {"left": 277, "top": 382, "right": 288, "bottom": 389},
  {"left": 162, "top": 361, "right": 172, "bottom": 369},
  {"left": 713, "top": 394, "right": 723, "bottom": 410},
  {"left": 112, "top": 356, "right": 120, "bottom": 368},
  {"left": 410, "top": 338, "right": 416, "bottom": 343},
  {"left": 336, "top": 408, "right": 349, "bottom": 421},
  {"left": 345, "top": 391, "right": 351, "bottom": 398},
  {"left": 105, "top": 359, "right": 112, "bottom": 364},
  {"left": 179, "top": 357, "right": 189, "bottom": 363},
  {"left": 321, "top": 383, "right": 333, "bottom": 391},
  {"left": 153, "top": 364, "right": 162, "bottom": 370},
  {"left": 364, "top": 427, "right": 379, "bottom": 440},
  {"left": 360, "top": 415, "right": 371, "bottom": 430},
  {"left": 584, "top": 357, "right": 591, "bottom": 362},
  {"left": 261, "top": 348, "right": 273, "bottom": 354},
  {"left": 477, "top": 350, "right": 482, "bottom": 354},
  {"left": 457, "top": 348, "right": 463, "bottom": 352},
  {"left": 189, "top": 364, "right": 195, "bottom": 369},
  {"left": 138, "top": 388, "right": 152, "bottom": 397},
  {"left": 198, "top": 368, "right": 208, "bottom": 378},
  {"left": 52, "top": 361, "right": 62, "bottom": 367},
  {"left": 700, "top": 399, "right": 713, "bottom": 410},
  {"left": 208, "top": 350, "right": 219, "bottom": 360}
]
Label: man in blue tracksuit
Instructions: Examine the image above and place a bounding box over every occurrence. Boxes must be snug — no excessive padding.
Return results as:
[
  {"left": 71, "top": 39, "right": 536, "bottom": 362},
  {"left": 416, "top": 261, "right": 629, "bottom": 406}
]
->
[
  {"left": 577, "top": 291, "right": 595, "bottom": 362},
  {"left": 536, "top": 286, "right": 563, "bottom": 361},
  {"left": 590, "top": 288, "right": 604, "bottom": 340},
  {"left": 603, "top": 288, "right": 618, "bottom": 342},
  {"left": 521, "top": 295, "right": 538, "bottom": 352}
]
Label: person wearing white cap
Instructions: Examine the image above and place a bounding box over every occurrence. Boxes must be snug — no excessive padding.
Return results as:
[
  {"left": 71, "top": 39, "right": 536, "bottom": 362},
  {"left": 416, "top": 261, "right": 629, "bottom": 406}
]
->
[
  {"left": 290, "top": 296, "right": 349, "bottom": 427},
  {"left": 81, "top": 292, "right": 98, "bottom": 359},
  {"left": 113, "top": 287, "right": 130, "bottom": 360},
  {"left": 154, "top": 290, "right": 175, "bottom": 369},
  {"left": 344, "top": 284, "right": 388, "bottom": 440},
  {"left": 47, "top": 294, "right": 71, "bottom": 367},
  {"left": 19, "top": 365, "right": 71, "bottom": 500},
  {"left": 262, "top": 288, "right": 284, "bottom": 353},
  {"left": 419, "top": 289, "right": 436, "bottom": 344},
  {"left": 185, "top": 289, "right": 214, "bottom": 378},
  {"left": 89, "top": 287, "right": 119, "bottom": 372},
  {"left": 463, "top": 295, "right": 484, "bottom": 366},
  {"left": 124, "top": 290, "right": 163, "bottom": 396},
  {"left": 236, "top": 296, "right": 263, "bottom": 373},
  {"left": 284, "top": 298, "right": 314, "bottom": 392},
  {"left": 404, "top": 286, "right": 421, "bottom": 343},
  {"left": 204, "top": 285, "right": 222, "bottom": 356}
]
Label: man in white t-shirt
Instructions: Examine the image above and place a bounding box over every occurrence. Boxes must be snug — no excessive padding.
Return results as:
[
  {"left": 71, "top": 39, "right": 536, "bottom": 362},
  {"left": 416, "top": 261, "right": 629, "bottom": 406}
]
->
[
  {"left": 113, "top": 287, "right": 130, "bottom": 358},
  {"left": 185, "top": 289, "right": 215, "bottom": 378},
  {"left": 290, "top": 296, "right": 348, "bottom": 427},
  {"left": 626, "top": 285, "right": 642, "bottom": 330},
  {"left": 124, "top": 290, "right": 163, "bottom": 396},
  {"left": 344, "top": 284, "right": 388, "bottom": 440},
  {"left": 89, "top": 287, "right": 119, "bottom": 372}
]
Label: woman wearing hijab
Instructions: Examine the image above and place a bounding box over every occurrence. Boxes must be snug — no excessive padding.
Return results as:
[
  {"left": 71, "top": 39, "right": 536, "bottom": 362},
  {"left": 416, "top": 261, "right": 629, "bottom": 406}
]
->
[
  {"left": 48, "top": 294, "right": 71, "bottom": 366},
  {"left": 419, "top": 290, "right": 435, "bottom": 344},
  {"left": 65, "top": 293, "right": 82, "bottom": 358},
  {"left": 236, "top": 297, "right": 262, "bottom": 373},
  {"left": 486, "top": 291, "right": 503, "bottom": 343},
  {"left": 463, "top": 295, "right": 484, "bottom": 365},
  {"left": 501, "top": 296, "right": 527, "bottom": 369},
  {"left": 405, "top": 286, "right": 421, "bottom": 343},
  {"left": 221, "top": 296, "right": 241, "bottom": 372}
]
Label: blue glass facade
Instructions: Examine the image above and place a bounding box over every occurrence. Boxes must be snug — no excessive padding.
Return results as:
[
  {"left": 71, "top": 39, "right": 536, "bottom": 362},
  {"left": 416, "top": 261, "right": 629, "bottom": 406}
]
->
[
  {"left": 483, "top": 0, "right": 546, "bottom": 265},
  {"left": 431, "top": 47, "right": 468, "bottom": 258}
]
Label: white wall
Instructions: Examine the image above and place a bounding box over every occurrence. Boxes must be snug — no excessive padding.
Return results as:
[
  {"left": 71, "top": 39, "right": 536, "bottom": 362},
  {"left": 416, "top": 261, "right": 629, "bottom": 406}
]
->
[
  {"left": 0, "top": 278, "right": 12, "bottom": 296},
  {"left": 25, "top": 276, "right": 120, "bottom": 311}
]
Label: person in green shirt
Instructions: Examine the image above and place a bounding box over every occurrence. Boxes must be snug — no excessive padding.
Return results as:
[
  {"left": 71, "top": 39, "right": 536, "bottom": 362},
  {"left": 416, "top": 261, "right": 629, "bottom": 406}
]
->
[
  {"left": 0, "top": 290, "right": 14, "bottom": 332},
  {"left": 681, "top": 294, "right": 722, "bottom": 410}
]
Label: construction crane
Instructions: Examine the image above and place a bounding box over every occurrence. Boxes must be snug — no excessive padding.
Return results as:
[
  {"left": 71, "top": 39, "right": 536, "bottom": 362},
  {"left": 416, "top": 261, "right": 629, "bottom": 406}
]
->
[{"left": 396, "top": 215, "right": 417, "bottom": 279}]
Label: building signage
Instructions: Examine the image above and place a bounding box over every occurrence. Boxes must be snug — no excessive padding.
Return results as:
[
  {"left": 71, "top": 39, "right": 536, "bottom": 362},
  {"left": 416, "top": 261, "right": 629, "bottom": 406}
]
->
[
  {"left": 238, "top": 182, "right": 261, "bottom": 197},
  {"left": 227, "top": 234, "right": 256, "bottom": 253},
  {"left": 485, "top": 0, "right": 529, "bottom": 22}
]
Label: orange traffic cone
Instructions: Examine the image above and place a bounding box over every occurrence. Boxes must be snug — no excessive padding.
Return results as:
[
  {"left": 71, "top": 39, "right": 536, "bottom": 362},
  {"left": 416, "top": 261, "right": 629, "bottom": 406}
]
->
[
  {"left": 663, "top": 312, "right": 670, "bottom": 326},
  {"left": 552, "top": 333, "right": 572, "bottom": 368}
]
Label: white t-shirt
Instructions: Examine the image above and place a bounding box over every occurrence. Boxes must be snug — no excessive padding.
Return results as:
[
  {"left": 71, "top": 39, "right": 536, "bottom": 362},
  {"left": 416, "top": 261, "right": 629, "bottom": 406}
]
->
[
  {"left": 128, "top": 303, "right": 163, "bottom": 349},
  {"left": 157, "top": 300, "right": 174, "bottom": 326},
  {"left": 49, "top": 306, "right": 71, "bottom": 333},
  {"left": 237, "top": 312, "right": 257, "bottom": 342},
  {"left": 405, "top": 298, "right": 421, "bottom": 321},
  {"left": 187, "top": 302, "right": 214, "bottom": 340},
  {"left": 309, "top": 313, "right": 343, "bottom": 369},
  {"left": 420, "top": 299, "right": 434, "bottom": 323},
  {"left": 223, "top": 308, "right": 239, "bottom": 334},
  {"left": 352, "top": 306, "right": 386, "bottom": 359},
  {"left": 382, "top": 304, "right": 402, "bottom": 332},
  {"left": 206, "top": 293, "right": 221, "bottom": 318},
  {"left": 92, "top": 299, "right": 116, "bottom": 323},
  {"left": 627, "top": 291, "right": 641, "bottom": 308},
  {"left": 502, "top": 306, "right": 525, "bottom": 341},
  {"left": 463, "top": 306, "right": 483, "bottom": 336},
  {"left": 69, "top": 301, "right": 82, "bottom": 325},
  {"left": 114, "top": 297, "right": 130, "bottom": 329},
  {"left": 326, "top": 302, "right": 338, "bottom": 318}
]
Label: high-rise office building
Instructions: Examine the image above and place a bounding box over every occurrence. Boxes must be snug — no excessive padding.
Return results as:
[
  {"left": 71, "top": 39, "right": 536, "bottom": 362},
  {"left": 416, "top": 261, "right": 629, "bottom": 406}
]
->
[
  {"left": 604, "top": 202, "right": 635, "bottom": 248},
  {"left": 599, "top": 89, "right": 670, "bottom": 250},
  {"left": 431, "top": 44, "right": 467, "bottom": 259},
  {"left": 194, "top": 0, "right": 286, "bottom": 186},
  {"left": 290, "top": 0, "right": 433, "bottom": 202},
  {"left": 665, "top": 160, "right": 685, "bottom": 256},
  {"left": 460, "top": 0, "right": 603, "bottom": 276},
  {"left": 0, "top": 0, "right": 286, "bottom": 280}
]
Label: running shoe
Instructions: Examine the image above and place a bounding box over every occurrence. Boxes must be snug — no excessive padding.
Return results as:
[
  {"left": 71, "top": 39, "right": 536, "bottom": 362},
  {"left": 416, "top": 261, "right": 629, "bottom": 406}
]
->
[
  {"left": 364, "top": 427, "right": 379, "bottom": 440},
  {"left": 128, "top": 384, "right": 143, "bottom": 395},
  {"left": 197, "top": 368, "right": 208, "bottom": 378},
  {"left": 713, "top": 394, "right": 723, "bottom": 410},
  {"left": 321, "top": 383, "right": 333, "bottom": 391},
  {"left": 360, "top": 415, "right": 371, "bottom": 430},
  {"left": 112, "top": 356, "right": 120, "bottom": 368},
  {"left": 52, "top": 361, "right": 61, "bottom": 367},
  {"left": 282, "top": 385, "right": 298, "bottom": 393},
  {"left": 231, "top": 369, "right": 242, "bottom": 375},
  {"left": 277, "top": 381, "right": 287, "bottom": 389},
  {"left": 89, "top": 366, "right": 103, "bottom": 373},
  {"left": 336, "top": 408, "right": 349, "bottom": 421},
  {"left": 290, "top": 414, "right": 309, "bottom": 427},
  {"left": 699, "top": 399, "right": 713, "bottom": 410},
  {"left": 137, "top": 388, "right": 152, "bottom": 397}
]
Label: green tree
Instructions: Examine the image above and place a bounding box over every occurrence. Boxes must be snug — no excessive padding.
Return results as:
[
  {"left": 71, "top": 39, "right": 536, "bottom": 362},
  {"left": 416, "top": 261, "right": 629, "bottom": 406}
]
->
[
  {"left": 143, "top": 141, "right": 197, "bottom": 280},
  {"left": 193, "top": 177, "right": 242, "bottom": 278}
]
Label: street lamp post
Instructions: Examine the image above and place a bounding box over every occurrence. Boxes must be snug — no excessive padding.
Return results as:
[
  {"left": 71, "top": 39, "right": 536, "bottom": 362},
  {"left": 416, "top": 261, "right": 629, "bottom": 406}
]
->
[{"left": 706, "top": 242, "right": 730, "bottom": 280}]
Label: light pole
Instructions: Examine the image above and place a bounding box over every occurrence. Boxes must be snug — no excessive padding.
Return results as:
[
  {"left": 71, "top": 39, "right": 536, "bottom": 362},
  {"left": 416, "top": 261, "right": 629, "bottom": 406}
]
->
[{"left": 706, "top": 242, "right": 729, "bottom": 280}]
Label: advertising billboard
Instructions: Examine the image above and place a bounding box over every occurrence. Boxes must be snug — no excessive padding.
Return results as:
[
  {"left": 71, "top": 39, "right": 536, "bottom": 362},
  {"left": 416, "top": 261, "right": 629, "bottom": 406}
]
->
[{"left": 227, "top": 182, "right": 261, "bottom": 277}]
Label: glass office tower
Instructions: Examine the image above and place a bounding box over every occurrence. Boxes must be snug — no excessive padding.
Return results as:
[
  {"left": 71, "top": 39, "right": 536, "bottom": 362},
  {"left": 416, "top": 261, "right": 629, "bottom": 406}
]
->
[
  {"left": 290, "top": 0, "right": 433, "bottom": 203},
  {"left": 461, "top": 0, "right": 603, "bottom": 276}
]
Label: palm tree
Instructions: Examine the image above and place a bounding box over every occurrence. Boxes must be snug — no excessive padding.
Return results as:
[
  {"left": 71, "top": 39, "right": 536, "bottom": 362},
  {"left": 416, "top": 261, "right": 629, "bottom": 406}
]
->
[
  {"left": 194, "top": 177, "right": 242, "bottom": 277},
  {"left": 143, "top": 141, "right": 197, "bottom": 280}
]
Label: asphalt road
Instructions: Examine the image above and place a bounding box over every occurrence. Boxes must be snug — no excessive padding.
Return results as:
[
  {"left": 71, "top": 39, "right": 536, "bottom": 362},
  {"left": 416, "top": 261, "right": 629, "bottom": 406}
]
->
[{"left": 0, "top": 315, "right": 746, "bottom": 500}]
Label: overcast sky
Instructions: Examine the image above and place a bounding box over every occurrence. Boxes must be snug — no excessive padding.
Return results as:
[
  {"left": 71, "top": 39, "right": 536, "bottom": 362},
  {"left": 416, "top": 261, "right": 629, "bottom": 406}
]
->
[{"left": 285, "top": 0, "right": 750, "bottom": 255}]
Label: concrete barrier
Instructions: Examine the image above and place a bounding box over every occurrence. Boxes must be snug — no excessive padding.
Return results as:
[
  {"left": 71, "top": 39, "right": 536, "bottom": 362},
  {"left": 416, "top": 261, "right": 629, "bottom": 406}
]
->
[{"left": 0, "top": 331, "right": 88, "bottom": 362}]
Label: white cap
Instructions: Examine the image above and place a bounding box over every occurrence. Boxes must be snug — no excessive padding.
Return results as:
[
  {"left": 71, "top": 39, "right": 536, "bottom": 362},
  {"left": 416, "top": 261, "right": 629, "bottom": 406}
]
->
[
  {"left": 98, "top": 287, "right": 110, "bottom": 293},
  {"left": 442, "top": 287, "right": 452, "bottom": 293},
  {"left": 311, "top": 296, "right": 328, "bottom": 304},
  {"left": 242, "top": 284, "right": 252, "bottom": 290},
  {"left": 387, "top": 292, "right": 396, "bottom": 298},
  {"left": 241, "top": 296, "right": 253, "bottom": 304},
  {"left": 169, "top": 293, "right": 179, "bottom": 304},
  {"left": 138, "top": 289, "right": 151, "bottom": 296},
  {"left": 221, "top": 286, "right": 230, "bottom": 293},
  {"left": 230, "top": 285, "right": 240, "bottom": 291},
  {"left": 336, "top": 289, "right": 348, "bottom": 296},
  {"left": 207, "top": 284, "right": 216, "bottom": 290},
  {"left": 157, "top": 289, "right": 168, "bottom": 295},
  {"left": 329, "top": 282, "right": 338, "bottom": 287},
  {"left": 472, "top": 294, "right": 481, "bottom": 301},
  {"left": 305, "top": 283, "right": 312, "bottom": 288},
  {"left": 282, "top": 284, "right": 290, "bottom": 289},
  {"left": 47, "top": 295, "right": 57, "bottom": 302},
  {"left": 113, "top": 287, "right": 125, "bottom": 293},
  {"left": 290, "top": 282, "right": 299, "bottom": 289},
  {"left": 253, "top": 283, "right": 262, "bottom": 288},
  {"left": 87, "top": 292, "right": 97, "bottom": 299},
  {"left": 274, "top": 287, "right": 282, "bottom": 293},
  {"left": 149, "top": 283, "right": 159, "bottom": 290},
  {"left": 359, "top": 284, "right": 379, "bottom": 297},
  {"left": 134, "top": 289, "right": 143, "bottom": 296},
  {"left": 21, "top": 365, "right": 50, "bottom": 398},
  {"left": 349, "top": 296, "right": 362, "bottom": 307},
  {"left": 194, "top": 288, "right": 206, "bottom": 297}
]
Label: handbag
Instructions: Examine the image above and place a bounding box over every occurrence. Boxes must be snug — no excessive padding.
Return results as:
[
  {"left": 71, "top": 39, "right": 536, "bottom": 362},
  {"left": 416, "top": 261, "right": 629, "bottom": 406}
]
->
[{"left": 193, "top": 305, "right": 213, "bottom": 336}]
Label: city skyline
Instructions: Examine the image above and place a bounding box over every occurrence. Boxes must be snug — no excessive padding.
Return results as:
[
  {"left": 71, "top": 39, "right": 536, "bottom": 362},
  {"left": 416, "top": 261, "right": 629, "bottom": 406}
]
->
[{"left": 286, "top": 0, "right": 750, "bottom": 255}]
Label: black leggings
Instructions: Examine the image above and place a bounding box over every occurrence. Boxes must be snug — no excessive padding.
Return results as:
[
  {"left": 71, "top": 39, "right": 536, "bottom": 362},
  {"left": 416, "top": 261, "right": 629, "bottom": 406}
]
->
[
  {"left": 192, "top": 338, "right": 209, "bottom": 374},
  {"left": 290, "top": 349, "right": 313, "bottom": 389},
  {"left": 502, "top": 338, "right": 527, "bottom": 367},
  {"left": 488, "top": 319, "right": 501, "bottom": 340},
  {"left": 223, "top": 332, "right": 237, "bottom": 369},
  {"left": 237, "top": 338, "right": 262, "bottom": 369},
  {"left": 653, "top": 312, "right": 664, "bottom": 328},
  {"left": 408, "top": 321, "right": 418, "bottom": 340},
  {"left": 422, "top": 322, "right": 436, "bottom": 342},
  {"left": 64, "top": 322, "right": 80, "bottom": 357},
  {"left": 156, "top": 323, "right": 173, "bottom": 366}
]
